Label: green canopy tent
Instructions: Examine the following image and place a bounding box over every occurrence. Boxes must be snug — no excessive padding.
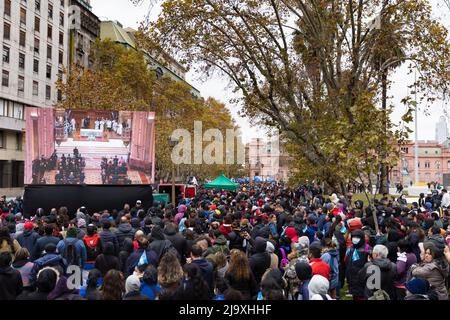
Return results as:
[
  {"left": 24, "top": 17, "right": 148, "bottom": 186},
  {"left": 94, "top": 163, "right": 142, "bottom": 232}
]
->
[{"left": 204, "top": 174, "right": 239, "bottom": 191}]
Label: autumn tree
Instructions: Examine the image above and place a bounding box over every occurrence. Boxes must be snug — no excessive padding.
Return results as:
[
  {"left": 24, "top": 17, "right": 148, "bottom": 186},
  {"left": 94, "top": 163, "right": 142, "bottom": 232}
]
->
[
  {"left": 139, "top": 0, "right": 450, "bottom": 195},
  {"left": 58, "top": 39, "right": 242, "bottom": 182}
]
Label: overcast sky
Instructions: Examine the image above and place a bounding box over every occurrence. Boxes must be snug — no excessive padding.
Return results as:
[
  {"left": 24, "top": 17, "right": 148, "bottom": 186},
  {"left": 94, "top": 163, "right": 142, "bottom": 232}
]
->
[{"left": 91, "top": 0, "right": 450, "bottom": 143}]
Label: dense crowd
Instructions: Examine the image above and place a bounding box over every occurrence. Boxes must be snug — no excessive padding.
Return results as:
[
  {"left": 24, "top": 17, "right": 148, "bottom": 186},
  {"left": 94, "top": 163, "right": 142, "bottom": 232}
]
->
[{"left": 0, "top": 184, "right": 449, "bottom": 301}]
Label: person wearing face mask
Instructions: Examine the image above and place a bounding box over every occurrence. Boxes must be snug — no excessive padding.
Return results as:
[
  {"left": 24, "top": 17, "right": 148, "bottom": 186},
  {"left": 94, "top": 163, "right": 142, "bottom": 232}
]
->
[{"left": 344, "top": 229, "right": 371, "bottom": 300}]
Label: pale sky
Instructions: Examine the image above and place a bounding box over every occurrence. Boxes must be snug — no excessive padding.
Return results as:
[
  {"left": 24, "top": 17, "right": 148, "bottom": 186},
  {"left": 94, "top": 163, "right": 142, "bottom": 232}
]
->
[{"left": 91, "top": 0, "right": 450, "bottom": 143}]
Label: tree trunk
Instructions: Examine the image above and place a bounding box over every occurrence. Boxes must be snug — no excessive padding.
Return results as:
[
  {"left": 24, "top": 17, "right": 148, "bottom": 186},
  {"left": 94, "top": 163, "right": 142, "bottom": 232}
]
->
[{"left": 379, "top": 70, "right": 389, "bottom": 194}]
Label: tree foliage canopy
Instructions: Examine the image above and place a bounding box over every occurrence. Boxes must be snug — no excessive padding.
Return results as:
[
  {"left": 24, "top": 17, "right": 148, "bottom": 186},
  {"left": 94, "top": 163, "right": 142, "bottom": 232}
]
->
[{"left": 139, "top": 0, "right": 450, "bottom": 192}]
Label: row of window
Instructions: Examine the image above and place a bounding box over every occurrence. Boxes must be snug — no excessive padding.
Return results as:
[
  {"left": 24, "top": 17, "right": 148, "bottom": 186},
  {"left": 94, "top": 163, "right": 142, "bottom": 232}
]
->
[
  {"left": 402, "top": 160, "right": 442, "bottom": 169},
  {"left": 2, "top": 70, "right": 56, "bottom": 100},
  {"left": 0, "top": 99, "right": 25, "bottom": 119},
  {"left": 5, "top": 0, "right": 65, "bottom": 22},
  {"left": 0, "top": 159, "right": 24, "bottom": 188}
]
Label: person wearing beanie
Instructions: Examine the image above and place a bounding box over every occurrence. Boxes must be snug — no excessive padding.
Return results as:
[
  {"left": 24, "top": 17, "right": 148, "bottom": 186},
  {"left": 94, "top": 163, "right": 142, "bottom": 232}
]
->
[
  {"left": 265, "top": 241, "right": 279, "bottom": 270},
  {"left": 123, "top": 274, "right": 148, "bottom": 300},
  {"left": 16, "top": 222, "right": 39, "bottom": 262},
  {"left": 56, "top": 227, "right": 87, "bottom": 267},
  {"left": 308, "top": 274, "right": 333, "bottom": 300},
  {"left": 404, "top": 277, "right": 433, "bottom": 300},
  {"left": 249, "top": 237, "right": 271, "bottom": 285}
]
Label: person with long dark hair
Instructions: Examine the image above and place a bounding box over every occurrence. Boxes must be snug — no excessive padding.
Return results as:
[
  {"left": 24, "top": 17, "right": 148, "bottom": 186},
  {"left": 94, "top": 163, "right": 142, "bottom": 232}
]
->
[
  {"left": 224, "top": 249, "right": 258, "bottom": 300},
  {"left": 80, "top": 268, "right": 102, "bottom": 300},
  {"left": 173, "top": 263, "right": 211, "bottom": 300},
  {"left": 101, "top": 269, "right": 125, "bottom": 300}
]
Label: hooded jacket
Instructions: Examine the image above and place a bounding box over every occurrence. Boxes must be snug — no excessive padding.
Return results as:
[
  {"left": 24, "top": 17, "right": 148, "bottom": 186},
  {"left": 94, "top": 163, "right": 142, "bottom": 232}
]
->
[
  {"left": 30, "top": 253, "right": 67, "bottom": 285},
  {"left": 95, "top": 242, "right": 121, "bottom": 277},
  {"left": 308, "top": 275, "right": 332, "bottom": 300},
  {"left": 249, "top": 237, "right": 271, "bottom": 284},
  {"left": 345, "top": 229, "right": 371, "bottom": 297},
  {"left": 115, "top": 223, "right": 135, "bottom": 250},
  {"left": 17, "top": 230, "right": 39, "bottom": 260},
  {"left": 47, "top": 276, "right": 80, "bottom": 300},
  {"left": 321, "top": 249, "right": 339, "bottom": 289},
  {"left": 99, "top": 229, "right": 119, "bottom": 256},
  {"left": 149, "top": 226, "right": 174, "bottom": 262},
  {"left": 359, "top": 257, "right": 397, "bottom": 299},
  {"left": 0, "top": 265, "right": 23, "bottom": 300},
  {"left": 411, "top": 260, "right": 449, "bottom": 300},
  {"left": 163, "top": 225, "right": 187, "bottom": 263},
  {"left": 191, "top": 258, "right": 214, "bottom": 294}
]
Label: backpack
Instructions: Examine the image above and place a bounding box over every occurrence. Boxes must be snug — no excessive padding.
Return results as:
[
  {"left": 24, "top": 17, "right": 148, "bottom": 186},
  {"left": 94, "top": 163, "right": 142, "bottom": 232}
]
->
[
  {"left": 83, "top": 236, "right": 101, "bottom": 262},
  {"left": 279, "top": 247, "right": 289, "bottom": 270},
  {"left": 63, "top": 239, "right": 80, "bottom": 266},
  {"left": 368, "top": 289, "right": 390, "bottom": 300}
]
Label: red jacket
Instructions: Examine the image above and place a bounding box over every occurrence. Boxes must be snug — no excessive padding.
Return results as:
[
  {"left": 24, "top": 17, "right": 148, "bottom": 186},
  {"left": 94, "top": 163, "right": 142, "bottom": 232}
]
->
[
  {"left": 310, "top": 258, "right": 331, "bottom": 280},
  {"left": 219, "top": 224, "right": 232, "bottom": 238}
]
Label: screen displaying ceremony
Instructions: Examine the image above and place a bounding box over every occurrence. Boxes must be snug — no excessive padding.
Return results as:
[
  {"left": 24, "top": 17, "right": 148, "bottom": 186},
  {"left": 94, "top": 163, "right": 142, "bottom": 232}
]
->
[{"left": 25, "top": 108, "right": 156, "bottom": 185}]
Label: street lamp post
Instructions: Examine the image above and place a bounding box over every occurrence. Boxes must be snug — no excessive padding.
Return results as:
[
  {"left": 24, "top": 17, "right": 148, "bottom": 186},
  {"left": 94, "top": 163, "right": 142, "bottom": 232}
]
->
[{"left": 168, "top": 137, "right": 177, "bottom": 206}]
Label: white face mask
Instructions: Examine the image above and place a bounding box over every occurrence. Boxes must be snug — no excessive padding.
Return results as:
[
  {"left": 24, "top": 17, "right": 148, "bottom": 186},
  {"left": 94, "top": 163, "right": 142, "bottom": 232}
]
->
[{"left": 352, "top": 237, "right": 361, "bottom": 245}]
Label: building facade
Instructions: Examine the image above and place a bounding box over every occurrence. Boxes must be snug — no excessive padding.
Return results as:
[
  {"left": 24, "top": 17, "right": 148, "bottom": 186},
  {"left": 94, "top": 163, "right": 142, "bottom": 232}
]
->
[
  {"left": 247, "top": 137, "right": 291, "bottom": 182},
  {"left": 389, "top": 140, "right": 450, "bottom": 187},
  {"left": 0, "top": 0, "right": 68, "bottom": 196},
  {"left": 68, "top": 0, "right": 99, "bottom": 69}
]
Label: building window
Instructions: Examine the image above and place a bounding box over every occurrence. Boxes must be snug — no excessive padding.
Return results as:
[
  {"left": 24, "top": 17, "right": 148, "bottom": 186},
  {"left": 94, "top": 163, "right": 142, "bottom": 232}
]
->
[
  {"left": 425, "top": 161, "right": 430, "bottom": 169},
  {"left": 46, "top": 64, "right": 51, "bottom": 78},
  {"left": 47, "top": 45, "right": 52, "bottom": 59},
  {"left": 34, "top": 38, "right": 40, "bottom": 54},
  {"left": 35, "top": 0, "right": 41, "bottom": 12},
  {"left": 18, "top": 76, "right": 25, "bottom": 94},
  {"left": 60, "top": 0, "right": 64, "bottom": 7},
  {"left": 34, "top": 16, "right": 40, "bottom": 32},
  {"left": 3, "top": 22, "right": 10, "bottom": 40},
  {"left": 57, "top": 89, "right": 61, "bottom": 101},
  {"left": 45, "top": 85, "right": 51, "bottom": 100},
  {"left": 11, "top": 161, "right": 24, "bottom": 188},
  {"left": 58, "top": 50, "right": 63, "bottom": 64},
  {"left": 47, "top": 25, "right": 52, "bottom": 40},
  {"left": 13, "top": 103, "right": 23, "bottom": 119},
  {"left": 20, "top": 31, "right": 26, "bottom": 46},
  {"left": 33, "top": 59, "right": 39, "bottom": 73},
  {"left": 0, "top": 131, "right": 4, "bottom": 148},
  {"left": 436, "top": 161, "right": 441, "bottom": 169},
  {"left": 19, "top": 53, "right": 25, "bottom": 69},
  {"left": 2, "top": 46, "right": 9, "bottom": 63},
  {"left": 32, "top": 80, "right": 38, "bottom": 95},
  {"left": 16, "top": 133, "right": 22, "bottom": 151},
  {"left": 401, "top": 147, "right": 408, "bottom": 154},
  {"left": 447, "top": 161, "right": 450, "bottom": 169},
  {"left": 59, "top": 31, "right": 63, "bottom": 45},
  {"left": 1, "top": 70, "right": 9, "bottom": 87},
  {"left": 417, "top": 162, "right": 420, "bottom": 168},
  {"left": 4, "top": 0, "right": 11, "bottom": 17},
  {"left": 20, "top": 7, "right": 27, "bottom": 25},
  {"left": 59, "top": 12, "right": 64, "bottom": 26},
  {"left": 48, "top": 3, "right": 53, "bottom": 19}
]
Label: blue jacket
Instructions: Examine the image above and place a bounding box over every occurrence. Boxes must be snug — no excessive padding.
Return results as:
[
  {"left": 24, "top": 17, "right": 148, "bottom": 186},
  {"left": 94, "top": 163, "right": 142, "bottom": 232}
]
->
[
  {"left": 33, "top": 236, "right": 60, "bottom": 261},
  {"left": 321, "top": 250, "right": 339, "bottom": 289},
  {"left": 17, "top": 230, "right": 40, "bottom": 261},
  {"left": 192, "top": 258, "right": 214, "bottom": 294},
  {"left": 57, "top": 237, "right": 87, "bottom": 267},
  {"left": 141, "top": 283, "right": 160, "bottom": 300},
  {"left": 30, "top": 253, "right": 67, "bottom": 285}
]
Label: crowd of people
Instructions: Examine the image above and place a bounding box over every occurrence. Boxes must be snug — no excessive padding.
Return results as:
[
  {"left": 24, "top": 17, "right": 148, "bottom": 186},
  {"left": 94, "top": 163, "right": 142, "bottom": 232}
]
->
[
  {"left": 54, "top": 148, "right": 86, "bottom": 185},
  {"left": 101, "top": 156, "right": 130, "bottom": 185},
  {"left": 0, "top": 183, "right": 449, "bottom": 300}
]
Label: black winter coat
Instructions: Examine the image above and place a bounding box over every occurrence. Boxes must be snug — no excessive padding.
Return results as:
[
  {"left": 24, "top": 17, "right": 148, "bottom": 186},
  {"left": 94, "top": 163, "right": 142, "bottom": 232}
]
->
[{"left": 0, "top": 266, "right": 23, "bottom": 300}]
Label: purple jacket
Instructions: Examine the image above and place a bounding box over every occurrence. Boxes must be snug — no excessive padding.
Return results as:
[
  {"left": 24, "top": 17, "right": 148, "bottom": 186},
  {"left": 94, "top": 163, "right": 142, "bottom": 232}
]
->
[{"left": 395, "top": 252, "right": 417, "bottom": 287}]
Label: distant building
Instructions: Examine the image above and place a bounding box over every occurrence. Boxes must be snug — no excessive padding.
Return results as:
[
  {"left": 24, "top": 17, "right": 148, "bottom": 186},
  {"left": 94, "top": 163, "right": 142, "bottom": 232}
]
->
[
  {"left": 389, "top": 140, "right": 450, "bottom": 187},
  {"left": 0, "top": 0, "right": 69, "bottom": 196},
  {"left": 435, "top": 116, "right": 448, "bottom": 144},
  {"left": 99, "top": 20, "right": 200, "bottom": 97},
  {"left": 68, "top": 0, "right": 100, "bottom": 69},
  {"left": 247, "top": 137, "right": 291, "bottom": 182}
]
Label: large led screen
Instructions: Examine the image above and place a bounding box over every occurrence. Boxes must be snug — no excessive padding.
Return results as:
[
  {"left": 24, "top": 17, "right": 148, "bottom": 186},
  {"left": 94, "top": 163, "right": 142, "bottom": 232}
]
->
[{"left": 25, "top": 108, "right": 155, "bottom": 185}]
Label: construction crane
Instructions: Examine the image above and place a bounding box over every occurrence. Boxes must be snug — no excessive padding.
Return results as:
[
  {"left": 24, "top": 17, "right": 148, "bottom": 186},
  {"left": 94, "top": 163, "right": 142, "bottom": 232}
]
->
[{"left": 129, "top": 0, "right": 162, "bottom": 28}]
